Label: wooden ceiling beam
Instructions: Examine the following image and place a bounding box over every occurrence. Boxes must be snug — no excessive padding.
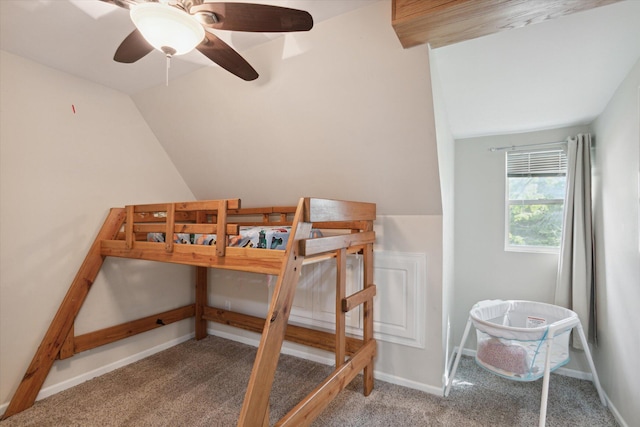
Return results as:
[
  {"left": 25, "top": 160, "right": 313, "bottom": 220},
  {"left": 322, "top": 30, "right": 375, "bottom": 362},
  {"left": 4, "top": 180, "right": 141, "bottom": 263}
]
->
[{"left": 392, "top": 0, "right": 623, "bottom": 49}]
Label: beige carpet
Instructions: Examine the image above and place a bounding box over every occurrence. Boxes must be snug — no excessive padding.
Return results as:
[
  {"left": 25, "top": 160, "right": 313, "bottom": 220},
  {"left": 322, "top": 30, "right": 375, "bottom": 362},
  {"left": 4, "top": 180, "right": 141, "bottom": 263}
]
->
[{"left": 0, "top": 335, "right": 616, "bottom": 426}]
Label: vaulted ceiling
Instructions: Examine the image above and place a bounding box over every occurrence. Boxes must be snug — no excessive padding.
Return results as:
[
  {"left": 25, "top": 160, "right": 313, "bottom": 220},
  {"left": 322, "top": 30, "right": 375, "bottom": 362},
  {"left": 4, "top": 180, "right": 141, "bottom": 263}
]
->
[
  {"left": 0, "top": 0, "right": 375, "bottom": 94},
  {"left": 425, "top": 0, "right": 640, "bottom": 137},
  {"left": 1, "top": 0, "right": 639, "bottom": 139}
]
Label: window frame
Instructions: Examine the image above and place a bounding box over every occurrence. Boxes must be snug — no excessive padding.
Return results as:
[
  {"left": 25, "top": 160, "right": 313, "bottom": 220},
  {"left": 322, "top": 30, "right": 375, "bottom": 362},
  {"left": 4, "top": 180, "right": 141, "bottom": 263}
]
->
[{"left": 504, "top": 148, "right": 568, "bottom": 253}]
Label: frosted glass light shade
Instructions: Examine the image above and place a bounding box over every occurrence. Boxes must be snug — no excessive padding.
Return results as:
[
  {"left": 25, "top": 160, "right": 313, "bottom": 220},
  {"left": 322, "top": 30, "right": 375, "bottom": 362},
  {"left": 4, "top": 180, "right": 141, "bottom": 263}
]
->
[{"left": 130, "top": 3, "right": 205, "bottom": 56}]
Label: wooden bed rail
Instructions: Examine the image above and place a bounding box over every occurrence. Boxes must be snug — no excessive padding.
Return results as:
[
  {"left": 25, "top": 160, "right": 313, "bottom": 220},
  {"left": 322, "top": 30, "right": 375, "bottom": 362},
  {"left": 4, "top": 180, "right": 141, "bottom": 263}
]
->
[
  {"left": 300, "top": 231, "right": 375, "bottom": 257},
  {"left": 124, "top": 199, "right": 240, "bottom": 257},
  {"left": 304, "top": 198, "right": 376, "bottom": 223},
  {"left": 102, "top": 198, "right": 376, "bottom": 274},
  {"left": 122, "top": 198, "right": 374, "bottom": 231}
]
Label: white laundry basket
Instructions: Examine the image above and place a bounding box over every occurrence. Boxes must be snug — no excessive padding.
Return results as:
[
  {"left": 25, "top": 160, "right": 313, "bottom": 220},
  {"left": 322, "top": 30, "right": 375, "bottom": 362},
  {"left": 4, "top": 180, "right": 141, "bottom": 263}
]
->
[{"left": 445, "top": 300, "right": 606, "bottom": 427}]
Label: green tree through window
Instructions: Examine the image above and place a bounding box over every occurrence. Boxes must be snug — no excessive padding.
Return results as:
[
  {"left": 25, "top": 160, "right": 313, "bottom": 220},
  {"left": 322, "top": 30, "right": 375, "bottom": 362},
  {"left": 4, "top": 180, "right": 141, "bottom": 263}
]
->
[{"left": 506, "top": 150, "right": 567, "bottom": 250}]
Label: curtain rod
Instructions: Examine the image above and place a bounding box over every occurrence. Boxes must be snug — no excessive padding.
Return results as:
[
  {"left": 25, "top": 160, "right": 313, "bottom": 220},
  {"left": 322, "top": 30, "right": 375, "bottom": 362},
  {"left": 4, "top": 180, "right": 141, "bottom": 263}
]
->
[{"left": 489, "top": 140, "right": 567, "bottom": 152}]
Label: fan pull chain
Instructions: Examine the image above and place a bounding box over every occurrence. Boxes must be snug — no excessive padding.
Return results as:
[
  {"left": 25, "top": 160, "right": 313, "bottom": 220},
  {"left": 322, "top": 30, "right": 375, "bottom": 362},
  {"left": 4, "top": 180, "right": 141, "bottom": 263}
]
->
[
  {"left": 166, "top": 55, "right": 171, "bottom": 87},
  {"left": 160, "top": 47, "right": 176, "bottom": 87}
]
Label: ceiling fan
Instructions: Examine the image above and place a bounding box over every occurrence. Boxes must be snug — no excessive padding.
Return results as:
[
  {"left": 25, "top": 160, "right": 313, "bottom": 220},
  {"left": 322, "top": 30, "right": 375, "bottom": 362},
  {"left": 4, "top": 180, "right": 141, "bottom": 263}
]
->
[{"left": 101, "top": 0, "right": 314, "bottom": 81}]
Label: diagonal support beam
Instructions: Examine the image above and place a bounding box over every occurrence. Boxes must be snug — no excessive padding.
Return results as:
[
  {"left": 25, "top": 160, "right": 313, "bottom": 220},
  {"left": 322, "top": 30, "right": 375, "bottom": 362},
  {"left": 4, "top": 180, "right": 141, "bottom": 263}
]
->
[{"left": 2, "top": 208, "right": 126, "bottom": 420}]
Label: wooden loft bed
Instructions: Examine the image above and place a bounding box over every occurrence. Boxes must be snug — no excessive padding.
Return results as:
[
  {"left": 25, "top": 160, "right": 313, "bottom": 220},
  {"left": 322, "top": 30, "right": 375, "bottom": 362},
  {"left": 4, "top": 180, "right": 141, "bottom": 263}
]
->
[{"left": 2, "top": 197, "right": 377, "bottom": 426}]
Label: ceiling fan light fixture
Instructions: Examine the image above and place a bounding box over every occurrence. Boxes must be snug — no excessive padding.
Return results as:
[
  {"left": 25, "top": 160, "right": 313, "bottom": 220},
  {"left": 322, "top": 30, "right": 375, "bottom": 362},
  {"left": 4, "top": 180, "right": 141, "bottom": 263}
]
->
[{"left": 130, "top": 2, "right": 204, "bottom": 56}]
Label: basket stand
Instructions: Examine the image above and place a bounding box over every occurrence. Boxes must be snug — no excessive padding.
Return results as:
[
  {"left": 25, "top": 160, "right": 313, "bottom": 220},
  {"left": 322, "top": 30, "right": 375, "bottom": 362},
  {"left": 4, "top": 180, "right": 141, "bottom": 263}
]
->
[{"left": 444, "top": 311, "right": 606, "bottom": 427}]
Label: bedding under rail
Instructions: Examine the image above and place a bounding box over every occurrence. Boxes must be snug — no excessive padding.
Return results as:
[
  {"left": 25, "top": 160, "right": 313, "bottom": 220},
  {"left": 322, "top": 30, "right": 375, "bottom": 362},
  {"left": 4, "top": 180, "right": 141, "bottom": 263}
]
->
[
  {"left": 148, "top": 226, "right": 323, "bottom": 250},
  {"left": 100, "top": 198, "right": 376, "bottom": 273}
]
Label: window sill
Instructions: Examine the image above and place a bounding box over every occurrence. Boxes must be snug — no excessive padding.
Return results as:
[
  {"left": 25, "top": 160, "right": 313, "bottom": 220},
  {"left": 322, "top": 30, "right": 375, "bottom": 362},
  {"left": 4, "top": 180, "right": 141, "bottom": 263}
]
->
[{"left": 505, "top": 245, "right": 560, "bottom": 254}]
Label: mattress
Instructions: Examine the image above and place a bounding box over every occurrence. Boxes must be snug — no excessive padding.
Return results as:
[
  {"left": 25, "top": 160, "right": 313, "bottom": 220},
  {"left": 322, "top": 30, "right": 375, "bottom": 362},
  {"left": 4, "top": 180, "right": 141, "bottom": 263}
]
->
[{"left": 147, "top": 226, "right": 322, "bottom": 250}]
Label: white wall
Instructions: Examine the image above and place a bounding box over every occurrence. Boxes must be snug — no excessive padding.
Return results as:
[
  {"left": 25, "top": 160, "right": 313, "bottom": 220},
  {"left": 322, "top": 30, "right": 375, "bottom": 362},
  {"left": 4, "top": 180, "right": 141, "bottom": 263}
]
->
[
  {"left": 428, "top": 45, "right": 457, "bottom": 378},
  {"left": 1, "top": 0, "right": 450, "bottom": 409},
  {"left": 202, "top": 214, "right": 444, "bottom": 392},
  {"left": 131, "top": 1, "right": 441, "bottom": 217},
  {"left": 451, "top": 56, "right": 640, "bottom": 427},
  {"left": 0, "top": 51, "right": 195, "bottom": 409},
  {"left": 591, "top": 58, "right": 640, "bottom": 427},
  {"left": 453, "top": 124, "right": 592, "bottom": 373},
  {"left": 130, "top": 1, "right": 447, "bottom": 392}
]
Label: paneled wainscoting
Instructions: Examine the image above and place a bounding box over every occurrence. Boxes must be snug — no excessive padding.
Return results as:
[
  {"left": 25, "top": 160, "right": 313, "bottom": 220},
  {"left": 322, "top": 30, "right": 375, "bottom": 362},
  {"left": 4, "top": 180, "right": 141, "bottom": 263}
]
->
[{"left": 279, "top": 251, "right": 427, "bottom": 348}]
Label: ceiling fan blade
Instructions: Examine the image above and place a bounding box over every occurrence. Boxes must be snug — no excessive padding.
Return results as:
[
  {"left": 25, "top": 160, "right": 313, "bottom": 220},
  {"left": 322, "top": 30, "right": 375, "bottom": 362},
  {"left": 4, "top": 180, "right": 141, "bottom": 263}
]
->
[
  {"left": 190, "top": 3, "right": 313, "bottom": 32},
  {"left": 197, "top": 31, "right": 258, "bottom": 81},
  {"left": 98, "top": 0, "right": 139, "bottom": 11},
  {"left": 114, "top": 29, "right": 154, "bottom": 63}
]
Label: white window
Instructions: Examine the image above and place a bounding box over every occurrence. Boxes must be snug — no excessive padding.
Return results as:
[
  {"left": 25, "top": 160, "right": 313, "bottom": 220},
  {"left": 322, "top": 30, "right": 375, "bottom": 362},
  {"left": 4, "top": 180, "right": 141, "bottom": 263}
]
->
[{"left": 506, "top": 149, "right": 567, "bottom": 252}]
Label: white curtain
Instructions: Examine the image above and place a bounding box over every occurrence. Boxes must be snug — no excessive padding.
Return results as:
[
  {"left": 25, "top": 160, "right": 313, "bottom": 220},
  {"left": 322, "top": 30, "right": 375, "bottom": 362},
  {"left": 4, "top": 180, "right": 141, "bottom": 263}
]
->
[{"left": 555, "top": 134, "right": 596, "bottom": 348}]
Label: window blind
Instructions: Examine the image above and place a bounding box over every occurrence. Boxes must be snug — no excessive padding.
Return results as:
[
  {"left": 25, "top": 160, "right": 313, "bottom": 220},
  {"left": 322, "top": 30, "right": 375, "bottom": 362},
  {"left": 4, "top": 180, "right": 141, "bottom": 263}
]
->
[{"left": 507, "top": 149, "right": 567, "bottom": 177}]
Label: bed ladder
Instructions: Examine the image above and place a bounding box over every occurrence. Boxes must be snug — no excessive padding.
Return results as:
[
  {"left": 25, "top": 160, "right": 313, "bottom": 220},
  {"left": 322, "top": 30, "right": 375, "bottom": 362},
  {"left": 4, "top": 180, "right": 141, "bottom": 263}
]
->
[{"left": 236, "top": 198, "right": 377, "bottom": 426}]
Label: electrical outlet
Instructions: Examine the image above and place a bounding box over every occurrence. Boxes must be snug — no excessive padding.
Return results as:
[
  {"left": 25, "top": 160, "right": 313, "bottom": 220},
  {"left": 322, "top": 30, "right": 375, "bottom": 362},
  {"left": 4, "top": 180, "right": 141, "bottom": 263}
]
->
[{"left": 224, "top": 300, "right": 231, "bottom": 311}]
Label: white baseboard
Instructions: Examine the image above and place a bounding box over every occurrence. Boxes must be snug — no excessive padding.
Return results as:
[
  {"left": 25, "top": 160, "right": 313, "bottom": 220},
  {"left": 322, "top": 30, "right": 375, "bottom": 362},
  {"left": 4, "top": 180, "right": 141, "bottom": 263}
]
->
[
  {"left": 5, "top": 334, "right": 623, "bottom": 427},
  {"left": 555, "top": 383, "right": 627, "bottom": 427},
  {"left": 208, "top": 328, "right": 336, "bottom": 366},
  {"left": 604, "top": 395, "right": 629, "bottom": 427},
  {"left": 554, "top": 366, "right": 593, "bottom": 381},
  {"left": 374, "top": 371, "right": 443, "bottom": 396},
  {"left": 0, "top": 333, "right": 194, "bottom": 417},
  {"left": 2, "top": 328, "right": 440, "bottom": 420},
  {"left": 447, "top": 347, "right": 629, "bottom": 425},
  {"left": 209, "top": 328, "right": 443, "bottom": 396},
  {"left": 449, "top": 346, "right": 634, "bottom": 426}
]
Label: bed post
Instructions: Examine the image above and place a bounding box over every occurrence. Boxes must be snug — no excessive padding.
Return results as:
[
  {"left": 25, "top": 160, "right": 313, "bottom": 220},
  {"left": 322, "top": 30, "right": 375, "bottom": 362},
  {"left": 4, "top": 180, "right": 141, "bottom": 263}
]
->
[
  {"left": 335, "top": 248, "right": 347, "bottom": 366},
  {"left": 362, "top": 240, "right": 375, "bottom": 396},
  {"left": 1, "top": 208, "right": 126, "bottom": 420},
  {"left": 195, "top": 267, "right": 208, "bottom": 340},
  {"left": 194, "top": 208, "right": 209, "bottom": 340}
]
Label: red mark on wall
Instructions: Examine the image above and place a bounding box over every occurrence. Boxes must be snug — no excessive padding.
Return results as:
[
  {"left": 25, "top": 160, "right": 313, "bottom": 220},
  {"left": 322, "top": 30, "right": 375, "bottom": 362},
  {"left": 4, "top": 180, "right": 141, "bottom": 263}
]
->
[{"left": 72, "top": 104, "right": 76, "bottom": 114}]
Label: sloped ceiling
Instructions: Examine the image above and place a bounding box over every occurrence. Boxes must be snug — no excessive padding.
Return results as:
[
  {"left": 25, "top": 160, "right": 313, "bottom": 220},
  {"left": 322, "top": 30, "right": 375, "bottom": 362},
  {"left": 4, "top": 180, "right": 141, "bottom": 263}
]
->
[
  {"left": 431, "top": 0, "right": 640, "bottom": 138},
  {"left": 2, "top": 0, "right": 639, "bottom": 213},
  {"left": 1, "top": 1, "right": 638, "bottom": 140},
  {"left": 130, "top": 2, "right": 442, "bottom": 215},
  {"left": 0, "top": 0, "right": 376, "bottom": 94}
]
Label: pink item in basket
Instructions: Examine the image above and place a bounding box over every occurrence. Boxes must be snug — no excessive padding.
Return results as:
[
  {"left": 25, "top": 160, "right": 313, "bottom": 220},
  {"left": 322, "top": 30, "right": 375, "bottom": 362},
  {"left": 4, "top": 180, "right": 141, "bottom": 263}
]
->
[{"left": 477, "top": 338, "right": 529, "bottom": 375}]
